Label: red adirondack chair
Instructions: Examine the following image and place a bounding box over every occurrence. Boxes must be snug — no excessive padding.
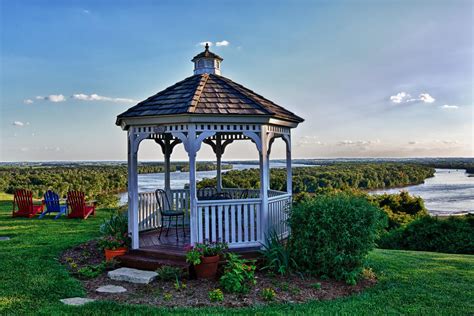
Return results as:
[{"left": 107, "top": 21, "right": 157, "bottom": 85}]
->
[
  {"left": 66, "top": 191, "right": 96, "bottom": 219},
  {"left": 12, "top": 189, "right": 44, "bottom": 218}
]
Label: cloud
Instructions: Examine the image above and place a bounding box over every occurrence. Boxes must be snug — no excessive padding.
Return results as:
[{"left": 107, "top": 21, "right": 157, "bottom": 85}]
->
[
  {"left": 390, "top": 92, "right": 436, "bottom": 104},
  {"left": 43, "top": 146, "right": 61, "bottom": 152},
  {"left": 297, "top": 136, "right": 325, "bottom": 146},
  {"left": 338, "top": 139, "right": 380, "bottom": 146},
  {"left": 23, "top": 99, "right": 34, "bottom": 104},
  {"left": 408, "top": 141, "right": 417, "bottom": 145},
  {"left": 419, "top": 93, "right": 435, "bottom": 103},
  {"left": 198, "top": 41, "right": 213, "bottom": 47},
  {"left": 12, "top": 121, "right": 24, "bottom": 127},
  {"left": 20, "top": 147, "right": 29, "bottom": 152},
  {"left": 390, "top": 92, "right": 409, "bottom": 104},
  {"left": 71, "top": 93, "right": 137, "bottom": 103},
  {"left": 36, "top": 94, "right": 66, "bottom": 102},
  {"left": 82, "top": 9, "right": 90, "bottom": 14},
  {"left": 215, "top": 40, "right": 230, "bottom": 47},
  {"left": 441, "top": 104, "right": 459, "bottom": 110}
]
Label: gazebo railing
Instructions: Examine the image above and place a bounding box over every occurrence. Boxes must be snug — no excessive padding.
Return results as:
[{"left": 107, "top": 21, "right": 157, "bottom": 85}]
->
[
  {"left": 137, "top": 188, "right": 291, "bottom": 246},
  {"left": 196, "top": 198, "right": 262, "bottom": 248},
  {"left": 268, "top": 193, "right": 291, "bottom": 239}
]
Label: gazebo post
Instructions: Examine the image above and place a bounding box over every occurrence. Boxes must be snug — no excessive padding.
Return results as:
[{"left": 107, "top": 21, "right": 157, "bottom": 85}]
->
[
  {"left": 164, "top": 138, "right": 171, "bottom": 198},
  {"left": 186, "top": 127, "right": 199, "bottom": 245},
  {"left": 216, "top": 134, "right": 222, "bottom": 192},
  {"left": 284, "top": 133, "right": 292, "bottom": 196},
  {"left": 127, "top": 129, "right": 140, "bottom": 249},
  {"left": 259, "top": 126, "right": 270, "bottom": 242}
]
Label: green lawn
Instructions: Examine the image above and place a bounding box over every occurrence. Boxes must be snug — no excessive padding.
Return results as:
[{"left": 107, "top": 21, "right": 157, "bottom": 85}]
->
[{"left": 0, "top": 193, "right": 473, "bottom": 315}]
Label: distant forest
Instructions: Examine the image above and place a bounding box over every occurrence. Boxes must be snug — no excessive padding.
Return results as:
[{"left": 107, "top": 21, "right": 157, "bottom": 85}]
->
[{"left": 199, "top": 163, "right": 435, "bottom": 193}]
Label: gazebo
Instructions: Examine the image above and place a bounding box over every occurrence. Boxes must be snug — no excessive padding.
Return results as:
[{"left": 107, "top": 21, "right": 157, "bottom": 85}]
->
[{"left": 116, "top": 44, "right": 303, "bottom": 252}]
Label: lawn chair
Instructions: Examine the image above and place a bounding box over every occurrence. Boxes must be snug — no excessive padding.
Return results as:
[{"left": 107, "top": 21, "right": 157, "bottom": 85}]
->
[
  {"left": 12, "top": 189, "right": 44, "bottom": 218},
  {"left": 155, "top": 189, "right": 186, "bottom": 240},
  {"left": 39, "top": 190, "right": 67, "bottom": 219},
  {"left": 66, "top": 191, "right": 96, "bottom": 219}
]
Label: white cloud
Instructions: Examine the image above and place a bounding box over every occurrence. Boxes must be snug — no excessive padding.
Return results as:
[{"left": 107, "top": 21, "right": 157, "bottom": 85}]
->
[
  {"left": 419, "top": 93, "right": 435, "bottom": 103},
  {"left": 71, "top": 93, "right": 137, "bottom": 103},
  {"left": 36, "top": 94, "right": 66, "bottom": 102},
  {"left": 338, "top": 139, "right": 380, "bottom": 146},
  {"left": 390, "top": 92, "right": 409, "bottom": 104},
  {"left": 82, "top": 9, "right": 90, "bottom": 14},
  {"left": 12, "top": 121, "right": 24, "bottom": 127},
  {"left": 198, "top": 41, "right": 213, "bottom": 47},
  {"left": 408, "top": 141, "right": 417, "bottom": 145},
  {"left": 390, "top": 92, "right": 436, "bottom": 104},
  {"left": 20, "top": 147, "right": 29, "bottom": 152},
  {"left": 23, "top": 99, "right": 34, "bottom": 104},
  {"left": 215, "top": 40, "right": 230, "bottom": 47},
  {"left": 297, "top": 136, "right": 325, "bottom": 146},
  {"left": 441, "top": 104, "right": 459, "bottom": 110}
]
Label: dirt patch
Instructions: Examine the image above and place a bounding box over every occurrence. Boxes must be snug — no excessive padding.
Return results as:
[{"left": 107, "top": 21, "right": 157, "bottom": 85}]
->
[{"left": 61, "top": 241, "right": 377, "bottom": 308}]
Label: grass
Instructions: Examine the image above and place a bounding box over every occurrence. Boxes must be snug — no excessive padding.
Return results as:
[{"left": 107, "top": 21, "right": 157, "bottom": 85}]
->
[{"left": 0, "top": 193, "right": 473, "bottom": 315}]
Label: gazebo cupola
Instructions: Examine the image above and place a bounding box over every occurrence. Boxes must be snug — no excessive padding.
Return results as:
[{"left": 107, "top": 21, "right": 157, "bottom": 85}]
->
[
  {"left": 116, "top": 45, "right": 304, "bottom": 251},
  {"left": 192, "top": 43, "right": 223, "bottom": 75}
]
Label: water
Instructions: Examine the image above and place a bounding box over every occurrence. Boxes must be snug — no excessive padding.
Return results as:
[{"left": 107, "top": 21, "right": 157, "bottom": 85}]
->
[
  {"left": 119, "top": 162, "right": 308, "bottom": 204},
  {"left": 371, "top": 169, "right": 474, "bottom": 216}
]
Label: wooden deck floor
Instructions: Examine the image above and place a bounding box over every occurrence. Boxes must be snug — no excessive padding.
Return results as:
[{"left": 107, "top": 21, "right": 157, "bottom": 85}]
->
[{"left": 139, "top": 227, "right": 190, "bottom": 255}]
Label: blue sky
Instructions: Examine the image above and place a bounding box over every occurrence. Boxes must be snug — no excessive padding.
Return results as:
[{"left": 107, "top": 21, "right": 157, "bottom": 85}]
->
[{"left": 1, "top": 0, "right": 472, "bottom": 161}]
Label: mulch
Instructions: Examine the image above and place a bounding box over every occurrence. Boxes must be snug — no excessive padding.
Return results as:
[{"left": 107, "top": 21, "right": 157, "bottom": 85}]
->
[{"left": 60, "top": 240, "right": 377, "bottom": 308}]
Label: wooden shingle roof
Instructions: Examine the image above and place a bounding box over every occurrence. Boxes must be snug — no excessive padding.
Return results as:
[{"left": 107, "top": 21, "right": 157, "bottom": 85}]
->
[{"left": 116, "top": 73, "right": 304, "bottom": 126}]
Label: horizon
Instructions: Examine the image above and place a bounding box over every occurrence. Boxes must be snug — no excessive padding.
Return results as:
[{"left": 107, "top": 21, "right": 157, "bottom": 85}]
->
[{"left": 1, "top": 0, "right": 473, "bottom": 161}]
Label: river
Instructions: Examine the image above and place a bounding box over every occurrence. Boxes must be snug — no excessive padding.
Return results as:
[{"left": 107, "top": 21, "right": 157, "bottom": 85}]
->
[
  {"left": 371, "top": 169, "right": 474, "bottom": 216},
  {"left": 120, "top": 166, "right": 474, "bottom": 216}
]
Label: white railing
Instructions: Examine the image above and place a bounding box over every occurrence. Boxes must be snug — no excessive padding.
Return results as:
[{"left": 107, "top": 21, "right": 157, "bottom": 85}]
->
[
  {"left": 137, "top": 188, "right": 291, "bottom": 244},
  {"left": 196, "top": 198, "right": 262, "bottom": 248},
  {"left": 268, "top": 193, "right": 291, "bottom": 239},
  {"left": 138, "top": 192, "right": 160, "bottom": 231},
  {"left": 222, "top": 188, "right": 260, "bottom": 199}
]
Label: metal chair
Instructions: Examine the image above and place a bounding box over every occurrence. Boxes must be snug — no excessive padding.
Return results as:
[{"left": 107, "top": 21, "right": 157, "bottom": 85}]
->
[{"left": 155, "top": 189, "right": 186, "bottom": 240}]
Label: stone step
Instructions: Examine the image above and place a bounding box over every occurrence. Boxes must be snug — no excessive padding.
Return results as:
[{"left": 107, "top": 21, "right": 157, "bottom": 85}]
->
[
  {"left": 118, "top": 254, "right": 189, "bottom": 271},
  {"left": 128, "top": 248, "right": 186, "bottom": 262},
  {"left": 60, "top": 297, "right": 95, "bottom": 306},
  {"left": 96, "top": 285, "right": 127, "bottom": 294},
  {"left": 108, "top": 267, "right": 158, "bottom": 284}
]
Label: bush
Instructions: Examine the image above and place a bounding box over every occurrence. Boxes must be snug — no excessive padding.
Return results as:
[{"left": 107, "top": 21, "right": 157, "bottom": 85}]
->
[
  {"left": 219, "top": 253, "right": 256, "bottom": 294},
  {"left": 289, "top": 193, "right": 387, "bottom": 284},
  {"left": 208, "top": 289, "right": 224, "bottom": 302},
  {"left": 156, "top": 265, "right": 183, "bottom": 281},
  {"left": 378, "top": 215, "right": 474, "bottom": 254},
  {"left": 369, "top": 191, "right": 428, "bottom": 229},
  {"left": 260, "top": 230, "right": 297, "bottom": 276},
  {"left": 261, "top": 287, "right": 276, "bottom": 301}
]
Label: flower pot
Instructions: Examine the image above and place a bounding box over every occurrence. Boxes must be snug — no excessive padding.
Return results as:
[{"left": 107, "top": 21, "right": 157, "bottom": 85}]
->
[
  {"left": 195, "top": 255, "right": 219, "bottom": 279},
  {"left": 104, "top": 247, "right": 127, "bottom": 261}
]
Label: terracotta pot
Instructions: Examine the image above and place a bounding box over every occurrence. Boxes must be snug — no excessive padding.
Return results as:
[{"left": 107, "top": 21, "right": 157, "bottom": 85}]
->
[
  {"left": 195, "top": 255, "right": 220, "bottom": 279},
  {"left": 104, "top": 247, "right": 127, "bottom": 261}
]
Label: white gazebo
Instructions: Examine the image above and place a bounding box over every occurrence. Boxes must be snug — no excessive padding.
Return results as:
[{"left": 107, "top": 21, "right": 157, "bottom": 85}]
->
[{"left": 116, "top": 44, "right": 303, "bottom": 251}]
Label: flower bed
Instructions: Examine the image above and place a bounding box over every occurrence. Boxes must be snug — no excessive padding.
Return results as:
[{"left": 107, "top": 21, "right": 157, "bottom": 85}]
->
[{"left": 61, "top": 240, "right": 376, "bottom": 308}]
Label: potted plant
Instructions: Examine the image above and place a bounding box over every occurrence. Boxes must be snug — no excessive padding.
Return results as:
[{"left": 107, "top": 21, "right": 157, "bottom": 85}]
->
[
  {"left": 98, "top": 212, "right": 130, "bottom": 261},
  {"left": 185, "top": 241, "right": 228, "bottom": 279},
  {"left": 99, "top": 233, "right": 130, "bottom": 261}
]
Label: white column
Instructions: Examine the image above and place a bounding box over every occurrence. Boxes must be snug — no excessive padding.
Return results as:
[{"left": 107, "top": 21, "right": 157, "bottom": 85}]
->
[
  {"left": 187, "top": 127, "right": 199, "bottom": 245},
  {"left": 127, "top": 130, "right": 139, "bottom": 249},
  {"left": 259, "top": 126, "right": 269, "bottom": 242},
  {"left": 164, "top": 139, "right": 171, "bottom": 198},
  {"left": 285, "top": 134, "right": 292, "bottom": 195},
  {"left": 216, "top": 135, "right": 222, "bottom": 192}
]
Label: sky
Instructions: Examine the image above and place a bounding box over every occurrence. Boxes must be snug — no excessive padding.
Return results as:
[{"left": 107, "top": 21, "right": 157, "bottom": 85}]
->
[{"left": 1, "top": 0, "right": 473, "bottom": 162}]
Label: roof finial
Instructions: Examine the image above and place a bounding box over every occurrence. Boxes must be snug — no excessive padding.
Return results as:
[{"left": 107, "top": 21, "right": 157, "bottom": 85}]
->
[{"left": 205, "top": 42, "right": 209, "bottom": 51}]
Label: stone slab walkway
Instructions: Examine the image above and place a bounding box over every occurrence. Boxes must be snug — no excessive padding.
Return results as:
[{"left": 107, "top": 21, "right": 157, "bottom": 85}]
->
[{"left": 108, "top": 267, "right": 157, "bottom": 284}]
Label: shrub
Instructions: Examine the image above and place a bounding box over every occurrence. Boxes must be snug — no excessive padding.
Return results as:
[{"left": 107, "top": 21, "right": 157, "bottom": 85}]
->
[
  {"left": 208, "top": 289, "right": 224, "bottom": 302},
  {"left": 369, "top": 191, "right": 428, "bottom": 229},
  {"left": 261, "top": 288, "right": 276, "bottom": 301},
  {"left": 378, "top": 215, "right": 474, "bottom": 254},
  {"left": 156, "top": 265, "right": 183, "bottom": 281},
  {"left": 219, "top": 253, "right": 256, "bottom": 294},
  {"left": 260, "top": 230, "right": 297, "bottom": 276},
  {"left": 99, "top": 211, "right": 128, "bottom": 236},
  {"left": 289, "top": 193, "right": 387, "bottom": 284}
]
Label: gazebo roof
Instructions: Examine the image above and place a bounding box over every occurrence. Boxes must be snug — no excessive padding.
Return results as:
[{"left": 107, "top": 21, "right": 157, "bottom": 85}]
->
[{"left": 116, "top": 73, "right": 304, "bottom": 127}]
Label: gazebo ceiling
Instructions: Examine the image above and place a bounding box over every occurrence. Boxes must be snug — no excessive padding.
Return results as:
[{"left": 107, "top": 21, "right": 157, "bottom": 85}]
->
[{"left": 116, "top": 46, "right": 304, "bottom": 129}]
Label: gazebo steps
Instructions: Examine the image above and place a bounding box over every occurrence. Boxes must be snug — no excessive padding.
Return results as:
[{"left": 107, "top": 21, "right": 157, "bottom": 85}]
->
[{"left": 117, "top": 253, "right": 189, "bottom": 271}]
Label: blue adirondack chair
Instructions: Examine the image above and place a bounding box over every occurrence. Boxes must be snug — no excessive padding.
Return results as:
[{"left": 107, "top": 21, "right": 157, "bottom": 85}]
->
[{"left": 39, "top": 190, "right": 67, "bottom": 219}]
